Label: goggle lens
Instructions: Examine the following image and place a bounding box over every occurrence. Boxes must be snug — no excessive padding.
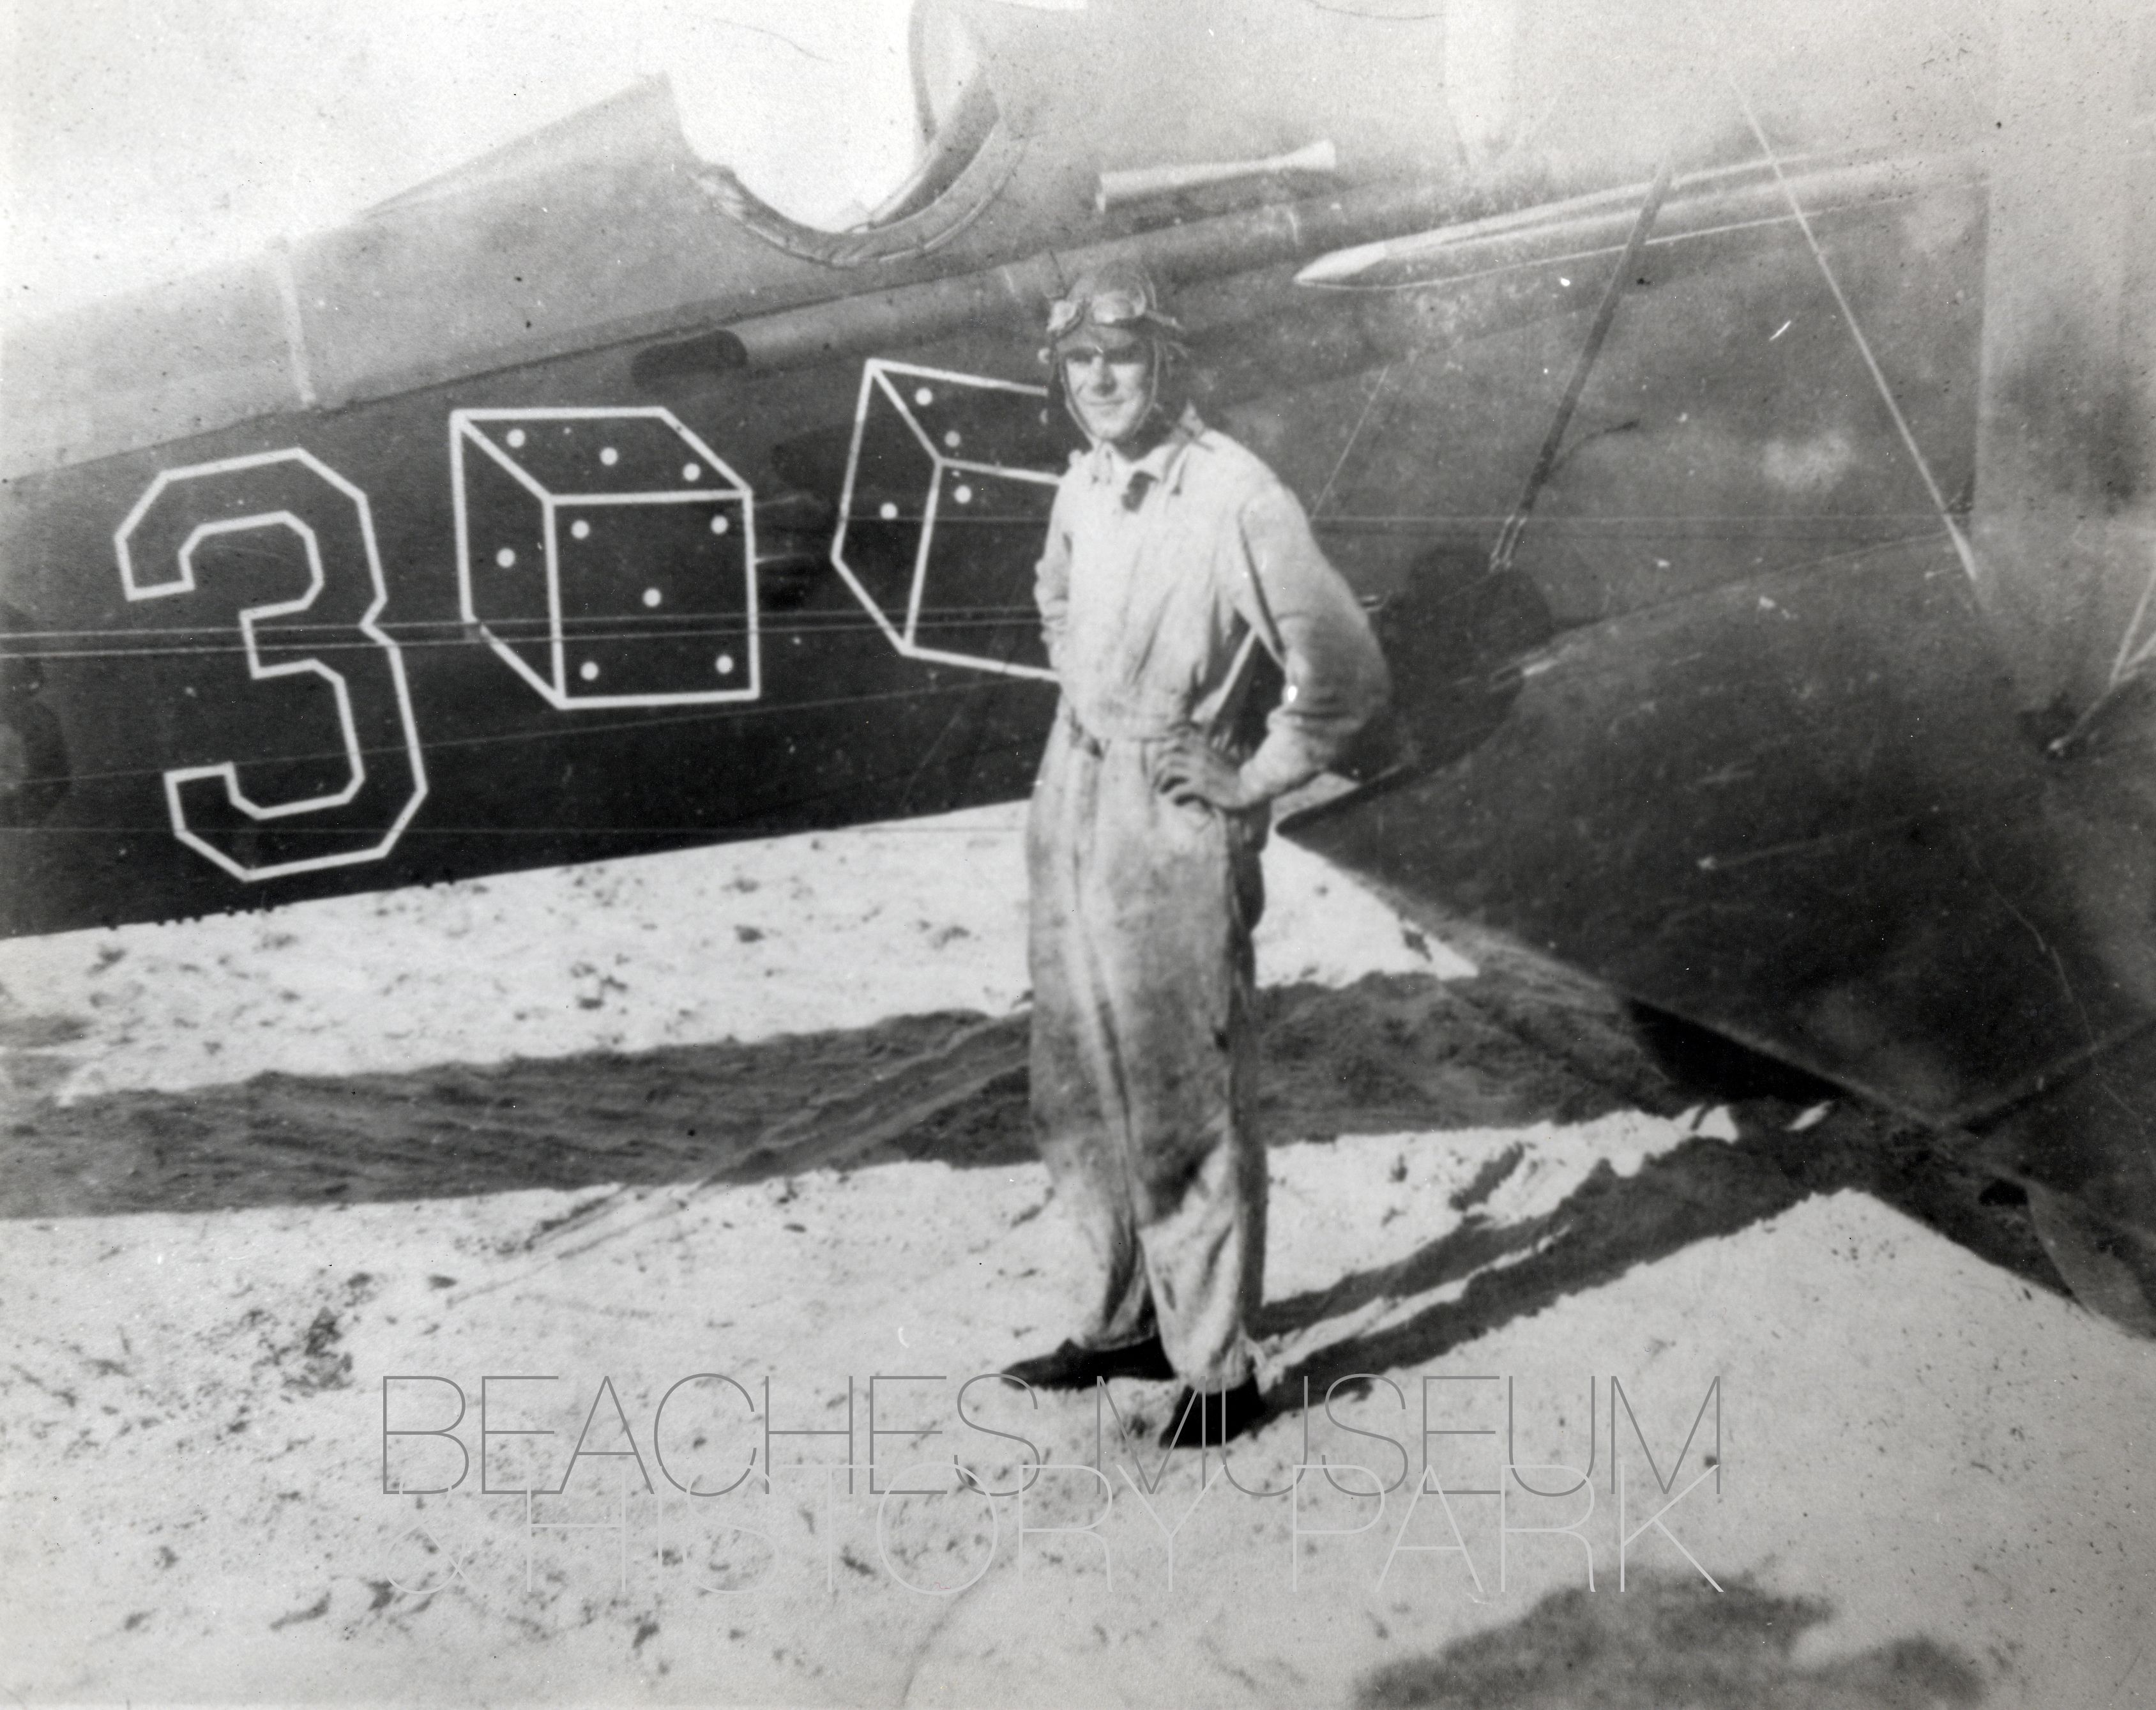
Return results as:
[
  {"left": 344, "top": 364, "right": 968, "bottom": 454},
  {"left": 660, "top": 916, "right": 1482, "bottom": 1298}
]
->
[{"left": 1046, "top": 287, "right": 1156, "bottom": 339}]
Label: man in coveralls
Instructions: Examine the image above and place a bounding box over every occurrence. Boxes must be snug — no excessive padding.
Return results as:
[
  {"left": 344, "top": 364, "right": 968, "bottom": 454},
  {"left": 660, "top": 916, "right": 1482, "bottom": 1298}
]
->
[{"left": 1002, "top": 263, "right": 1390, "bottom": 1447}]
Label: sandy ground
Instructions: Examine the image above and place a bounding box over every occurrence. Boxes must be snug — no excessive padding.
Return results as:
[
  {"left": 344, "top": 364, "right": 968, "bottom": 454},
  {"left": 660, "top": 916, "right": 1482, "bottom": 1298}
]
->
[{"left": 3, "top": 804, "right": 2153, "bottom": 1707}]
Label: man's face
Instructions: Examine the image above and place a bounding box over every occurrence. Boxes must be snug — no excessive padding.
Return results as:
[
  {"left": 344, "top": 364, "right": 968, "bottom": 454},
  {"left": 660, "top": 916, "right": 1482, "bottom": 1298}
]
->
[{"left": 1059, "top": 332, "right": 1157, "bottom": 449}]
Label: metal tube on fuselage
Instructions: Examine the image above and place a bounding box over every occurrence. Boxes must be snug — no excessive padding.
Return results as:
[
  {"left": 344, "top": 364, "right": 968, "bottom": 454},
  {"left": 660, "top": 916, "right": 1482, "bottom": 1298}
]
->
[{"left": 704, "top": 180, "right": 1457, "bottom": 374}]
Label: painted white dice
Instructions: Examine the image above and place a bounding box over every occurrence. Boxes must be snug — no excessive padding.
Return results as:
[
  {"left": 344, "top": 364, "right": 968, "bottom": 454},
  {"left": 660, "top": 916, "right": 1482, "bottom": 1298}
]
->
[
  {"left": 830, "top": 361, "right": 1063, "bottom": 682},
  {"left": 452, "top": 407, "right": 757, "bottom": 707}
]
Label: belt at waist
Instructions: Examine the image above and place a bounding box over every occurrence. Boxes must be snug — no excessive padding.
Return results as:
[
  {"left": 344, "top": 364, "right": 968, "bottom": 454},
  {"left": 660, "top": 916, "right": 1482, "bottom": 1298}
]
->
[
  {"left": 1060, "top": 701, "right": 1189, "bottom": 756},
  {"left": 1060, "top": 704, "right": 1258, "bottom": 777}
]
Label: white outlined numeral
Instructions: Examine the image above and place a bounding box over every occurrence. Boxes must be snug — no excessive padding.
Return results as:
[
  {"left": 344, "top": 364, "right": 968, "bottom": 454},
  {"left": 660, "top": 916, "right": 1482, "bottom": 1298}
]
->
[{"left": 114, "top": 449, "right": 428, "bottom": 881}]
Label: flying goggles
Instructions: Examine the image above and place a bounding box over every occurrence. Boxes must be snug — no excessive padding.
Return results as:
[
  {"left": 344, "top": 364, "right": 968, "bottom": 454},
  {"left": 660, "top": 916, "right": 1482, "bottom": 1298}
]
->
[{"left": 1044, "top": 271, "right": 1184, "bottom": 350}]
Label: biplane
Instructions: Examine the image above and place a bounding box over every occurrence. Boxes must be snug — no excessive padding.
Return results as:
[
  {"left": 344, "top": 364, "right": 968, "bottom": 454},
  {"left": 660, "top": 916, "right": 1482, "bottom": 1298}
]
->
[{"left": 3, "top": 0, "right": 2151, "bottom": 1324}]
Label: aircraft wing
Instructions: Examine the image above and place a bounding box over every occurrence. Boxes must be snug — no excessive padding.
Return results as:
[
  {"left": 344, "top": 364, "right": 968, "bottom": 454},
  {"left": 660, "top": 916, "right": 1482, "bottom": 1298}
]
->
[{"left": 1275, "top": 73, "right": 2156, "bottom": 1317}]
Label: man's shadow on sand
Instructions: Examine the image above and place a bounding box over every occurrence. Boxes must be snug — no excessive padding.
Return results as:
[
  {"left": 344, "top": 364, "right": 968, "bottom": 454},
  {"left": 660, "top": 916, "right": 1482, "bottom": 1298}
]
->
[
  {"left": 1248, "top": 981, "right": 2058, "bottom": 1393},
  {"left": 1255, "top": 1090, "right": 2053, "bottom": 1399}
]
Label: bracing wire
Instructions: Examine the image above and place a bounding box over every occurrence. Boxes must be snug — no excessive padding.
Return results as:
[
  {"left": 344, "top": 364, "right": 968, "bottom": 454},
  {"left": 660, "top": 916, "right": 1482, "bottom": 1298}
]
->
[{"left": 1686, "top": 0, "right": 1983, "bottom": 590}]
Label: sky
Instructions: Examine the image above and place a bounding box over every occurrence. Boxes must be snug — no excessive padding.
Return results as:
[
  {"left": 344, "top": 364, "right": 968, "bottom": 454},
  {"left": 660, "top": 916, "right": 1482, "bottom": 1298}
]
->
[{"left": 1, "top": 0, "right": 923, "bottom": 328}]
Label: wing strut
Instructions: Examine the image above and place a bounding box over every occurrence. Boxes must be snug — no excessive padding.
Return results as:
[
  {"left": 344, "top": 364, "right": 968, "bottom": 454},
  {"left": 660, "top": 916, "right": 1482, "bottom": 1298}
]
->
[{"left": 1487, "top": 156, "right": 1676, "bottom": 575}]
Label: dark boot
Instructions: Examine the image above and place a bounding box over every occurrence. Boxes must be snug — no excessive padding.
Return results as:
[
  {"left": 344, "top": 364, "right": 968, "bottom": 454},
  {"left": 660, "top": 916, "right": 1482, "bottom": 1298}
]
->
[
  {"left": 998, "top": 1335, "right": 1176, "bottom": 1390},
  {"left": 1156, "top": 1378, "right": 1267, "bottom": 1448}
]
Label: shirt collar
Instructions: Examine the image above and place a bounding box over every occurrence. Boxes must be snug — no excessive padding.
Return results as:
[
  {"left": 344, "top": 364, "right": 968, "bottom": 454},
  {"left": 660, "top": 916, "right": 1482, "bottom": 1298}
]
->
[{"left": 1086, "top": 404, "right": 1208, "bottom": 496}]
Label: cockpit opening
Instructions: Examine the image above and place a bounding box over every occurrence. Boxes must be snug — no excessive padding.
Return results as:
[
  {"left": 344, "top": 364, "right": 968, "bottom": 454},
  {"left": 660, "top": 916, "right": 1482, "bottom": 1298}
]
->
[{"left": 674, "top": 0, "right": 996, "bottom": 239}]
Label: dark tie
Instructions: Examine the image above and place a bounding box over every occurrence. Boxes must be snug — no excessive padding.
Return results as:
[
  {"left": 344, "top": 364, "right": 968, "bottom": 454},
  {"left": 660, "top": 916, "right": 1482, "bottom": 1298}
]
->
[{"left": 1122, "top": 471, "right": 1156, "bottom": 512}]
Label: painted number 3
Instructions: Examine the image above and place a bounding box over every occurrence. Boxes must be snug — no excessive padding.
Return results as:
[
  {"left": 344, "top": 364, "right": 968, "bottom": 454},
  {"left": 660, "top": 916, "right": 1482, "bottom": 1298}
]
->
[{"left": 116, "top": 450, "right": 428, "bottom": 881}]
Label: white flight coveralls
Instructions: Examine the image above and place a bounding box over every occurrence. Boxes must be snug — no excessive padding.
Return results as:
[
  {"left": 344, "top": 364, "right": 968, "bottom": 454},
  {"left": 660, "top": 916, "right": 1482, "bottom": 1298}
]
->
[{"left": 1028, "top": 406, "right": 1390, "bottom": 1392}]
